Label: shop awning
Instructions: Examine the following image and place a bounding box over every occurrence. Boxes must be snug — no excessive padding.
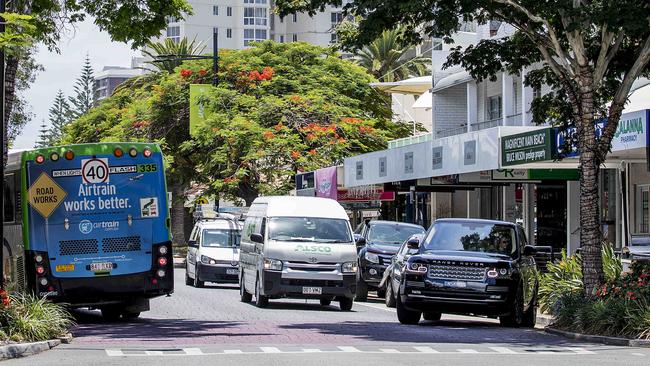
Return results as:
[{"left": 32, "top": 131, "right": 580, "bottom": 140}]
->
[
  {"left": 432, "top": 71, "right": 472, "bottom": 93},
  {"left": 370, "top": 76, "right": 432, "bottom": 95}
]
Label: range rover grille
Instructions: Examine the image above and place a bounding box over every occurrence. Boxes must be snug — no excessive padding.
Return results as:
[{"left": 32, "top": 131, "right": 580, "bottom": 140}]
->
[{"left": 427, "top": 264, "right": 486, "bottom": 281}]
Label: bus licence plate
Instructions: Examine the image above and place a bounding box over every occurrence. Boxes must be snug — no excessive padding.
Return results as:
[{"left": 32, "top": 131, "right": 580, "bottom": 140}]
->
[
  {"left": 226, "top": 269, "right": 238, "bottom": 275},
  {"left": 302, "top": 287, "right": 322, "bottom": 295},
  {"left": 90, "top": 262, "right": 113, "bottom": 272}
]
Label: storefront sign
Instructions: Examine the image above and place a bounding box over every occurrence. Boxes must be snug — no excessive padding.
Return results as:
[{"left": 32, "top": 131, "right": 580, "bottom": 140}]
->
[
  {"left": 491, "top": 169, "right": 579, "bottom": 181},
  {"left": 501, "top": 129, "right": 554, "bottom": 166},
  {"left": 337, "top": 185, "right": 395, "bottom": 202},
  {"left": 315, "top": 166, "right": 338, "bottom": 200},
  {"left": 383, "top": 180, "right": 418, "bottom": 192},
  {"left": 189, "top": 84, "right": 214, "bottom": 136}
]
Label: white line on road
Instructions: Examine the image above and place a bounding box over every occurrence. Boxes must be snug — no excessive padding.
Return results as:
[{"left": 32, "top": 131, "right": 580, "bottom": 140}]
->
[
  {"left": 413, "top": 346, "right": 439, "bottom": 353},
  {"left": 632, "top": 353, "right": 645, "bottom": 357},
  {"left": 260, "top": 347, "right": 282, "bottom": 353},
  {"left": 105, "top": 349, "right": 124, "bottom": 356},
  {"left": 337, "top": 346, "right": 361, "bottom": 352},
  {"left": 354, "top": 302, "right": 396, "bottom": 312},
  {"left": 380, "top": 348, "right": 400, "bottom": 353},
  {"left": 490, "top": 347, "right": 518, "bottom": 354},
  {"left": 458, "top": 349, "right": 479, "bottom": 353},
  {"left": 565, "top": 347, "right": 596, "bottom": 355},
  {"left": 223, "top": 350, "right": 244, "bottom": 354},
  {"left": 183, "top": 348, "right": 204, "bottom": 355},
  {"left": 302, "top": 349, "right": 322, "bottom": 353},
  {"left": 145, "top": 351, "right": 164, "bottom": 355}
]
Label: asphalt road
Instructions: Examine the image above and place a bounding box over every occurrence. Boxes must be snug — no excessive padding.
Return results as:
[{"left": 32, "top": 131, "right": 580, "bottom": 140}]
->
[{"left": 5, "top": 269, "right": 648, "bottom": 365}]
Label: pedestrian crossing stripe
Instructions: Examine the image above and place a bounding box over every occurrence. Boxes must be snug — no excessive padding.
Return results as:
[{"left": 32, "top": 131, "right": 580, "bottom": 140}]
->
[{"left": 104, "top": 346, "right": 604, "bottom": 357}]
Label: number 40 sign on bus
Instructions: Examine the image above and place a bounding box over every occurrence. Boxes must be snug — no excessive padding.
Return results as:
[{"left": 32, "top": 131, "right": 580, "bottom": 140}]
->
[{"left": 81, "top": 158, "right": 109, "bottom": 184}]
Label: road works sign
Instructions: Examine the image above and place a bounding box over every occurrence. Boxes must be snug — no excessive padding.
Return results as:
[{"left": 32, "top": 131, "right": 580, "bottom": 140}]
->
[{"left": 28, "top": 173, "right": 68, "bottom": 218}]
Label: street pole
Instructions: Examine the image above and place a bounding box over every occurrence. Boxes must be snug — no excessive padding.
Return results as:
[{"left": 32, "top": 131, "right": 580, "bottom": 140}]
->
[
  {"left": 213, "top": 28, "right": 218, "bottom": 87},
  {"left": 1, "top": 0, "right": 6, "bottom": 287}
]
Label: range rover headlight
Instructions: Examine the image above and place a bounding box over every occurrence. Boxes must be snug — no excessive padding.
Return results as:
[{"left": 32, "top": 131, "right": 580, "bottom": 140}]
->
[
  {"left": 364, "top": 252, "right": 379, "bottom": 263},
  {"left": 342, "top": 261, "right": 358, "bottom": 273},
  {"left": 407, "top": 262, "right": 428, "bottom": 273},
  {"left": 201, "top": 255, "right": 217, "bottom": 265},
  {"left": 263, "top": 258, "right": 283, "bottom": 271},
  {"left": 487, "top": 267, "right": 511, "bottom": 278}
]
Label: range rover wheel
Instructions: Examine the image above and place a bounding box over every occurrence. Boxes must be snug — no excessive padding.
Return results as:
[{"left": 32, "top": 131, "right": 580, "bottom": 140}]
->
[
  {"left": 521, "top": 294, "right": 537, "bottom": 328},
  {"left": 339, "top": 297, "right": 353, "bottom": 311},
  {"left": 396, "top": 293, "right": 421, "bottom": 325},
  {"left": 194, "top": 265, "right": 205, "bottom": 288},
  {"left": 185, "top": 267, "right": 193, "bottom": 286},
  {"left": 254, "top": 275, "right": 269, "bottom": 308},
  {"left": 240, "top": 272, "right": 252, "bottom": 303},
  {"left": 101, "top": 307, "right": 122, "bottom": 321},
  {"left": 355, "top": 271, "right": 368, "bottom": 302},
  {"left": 376, "top": 289, "right": 386, "bottom": 298},
  {"left": 122, "top": 311, "right": 141, "bottom": 320},
  {"left": 500, "top": 285, "right": 525, "bottom": 327},
  {"left": 320, "top": 299, "right": 332, "bottom": 306},
  {"left": 385, "top": 282, "right": 396, "bottom": 308},
  {"left": 423, "top": 312, "right": 442, "bottom": 321}
]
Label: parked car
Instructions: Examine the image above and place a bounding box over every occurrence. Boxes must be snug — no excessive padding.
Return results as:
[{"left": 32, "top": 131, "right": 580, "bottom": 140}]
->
[
  {"left": 379, "top": 233, "right": 425, "bottom": 308},
  {"left": 239, "top": 196, "right": 358, "bottom": 311},
  {"left": 396, "top": 218, "right": 539, "bottom": 327},
  {"left": 354, "top": 220, "right": 426, "bottom": 301},
  {"left": 186, "top": 214, "right": 242, "bottom": 287}
]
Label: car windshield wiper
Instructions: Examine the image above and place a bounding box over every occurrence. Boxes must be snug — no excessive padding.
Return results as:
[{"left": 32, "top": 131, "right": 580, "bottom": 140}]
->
[
  {"left": 287, "top": 237, "right": 316, "bottom": 242},
  {"left": 315, "top": 239, "right": 348, "bottom": 243}
]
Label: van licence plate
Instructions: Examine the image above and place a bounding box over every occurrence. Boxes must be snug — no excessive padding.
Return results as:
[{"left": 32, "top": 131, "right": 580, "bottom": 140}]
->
[
  {"left": 302, "top": 287, "right": 322, "bottom": 295},
  {"left": 444, "top": 281, "right": 467, "bottom": 288},
  {"left": 226, "top": 269, "right": 238, "bottom": 275},
  {"left": 90, "top": 262, "right": 113, "bottom": 272}
]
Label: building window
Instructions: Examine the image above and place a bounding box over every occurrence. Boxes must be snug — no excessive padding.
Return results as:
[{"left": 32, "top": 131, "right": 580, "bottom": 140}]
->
[
  {"left": 244, "top": 0, "right": 266, "bottom": 3},
  {"left": 292, "top": 34, "right": 298, "bottom": 42},
  {"left": 330, "top": 33, "right": 338, "bottom": 44},
  {"left": 331, "top": 12, "right": 343, "bottom": 25},
  {"left": 292, "top": 13, "right": 297, "bottom": 22},
  {"left": 532, "top": 87, "right": 542, "bottom": 100},
  {"left": 636, "top": 185, "right": 649, "bottom": 233},
  {"left": 244, "top": 29, "right": 267, "bottom": 46},
  {"left": 355, "top": 161, "right": 363, "bottom": 180},
  {"left": 166, "top": 16, "right": 177, "bottom": 24},
  {"left": 227, "top": 7, "right": 232, "bottom": 16},
  {"left": 213, "top": 5, "right": 218, "bottom": 15},
  {"left": 227, "top": 28, "right": 232, "bottom": 38},
  {"left": 487, "top": 95, "right": 502, "bottom": 120},
  {"left": 244, "top": 7, "right": 267, "bottom": 26},
  {"left": 279, "top": 35, "right": 284, "bottom": 43},
  {"left": 280, "top": 16, "right": 284, "bottom": 23},
  {"left": 166, "top": 26, "right": 180, "bottom": 43}
]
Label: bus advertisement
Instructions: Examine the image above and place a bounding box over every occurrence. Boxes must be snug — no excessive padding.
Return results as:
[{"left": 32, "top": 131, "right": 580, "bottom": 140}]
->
[{"left": 7, "top": 143, "right": 173, "bottom": 319}]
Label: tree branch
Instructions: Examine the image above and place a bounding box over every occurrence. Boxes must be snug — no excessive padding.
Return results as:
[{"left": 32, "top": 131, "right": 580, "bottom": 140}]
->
[{"left": 594, "top": 31, "right": 624, "bottom": 87}]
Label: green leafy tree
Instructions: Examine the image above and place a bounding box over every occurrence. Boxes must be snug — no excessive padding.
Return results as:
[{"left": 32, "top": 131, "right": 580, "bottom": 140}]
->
[
  {"left": 62, "top": 41, "right": 411, "bottom": 241},
  {"left": 142, "top": 37, "right": 206, "bottom": 73},
  {"left": 276, "top": 0, "right": 650, "bottom": 296},
  {"left": 356, "top": 27, "right": 430, "bottom": 82},
  {"left": 47, "top": 90, "right": 73, "bottom": 144},
  {"left": 69, "top": 55, "right": 96, "bottom": 119}
]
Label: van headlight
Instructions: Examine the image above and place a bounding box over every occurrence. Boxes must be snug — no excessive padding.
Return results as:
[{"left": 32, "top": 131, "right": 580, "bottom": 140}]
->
[
  {"left": 201, "top": 255, "right": 217, "bottom": 265},
  {"left": 364, "top": 252, "right": 379, "bottom": 264},
  {"left": 342, "top": 262, "right": 358, "bottom": 273},
  {"left": 263, "top": 258, "right": 283, "bottom": 271}
]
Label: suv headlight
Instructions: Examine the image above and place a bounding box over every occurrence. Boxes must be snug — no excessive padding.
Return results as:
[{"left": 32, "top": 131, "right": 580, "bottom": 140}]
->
[
  {"left": 487, "top": 267, "right": 511, "bottom": 278},
  {"left": 201, "top": 255, "right": 217, "bottom": 265},
  {"left": 263, "top": 258, "right": 283, "bottom": 271},
  {"left": 406, "top": 262, "right": 428, "bottom": 273},
  {"left": 365, "top": 252, "right": 379, "bottom": 263},
  {"left": 342, "top": 261, "right": 358, "bottom": 273}
]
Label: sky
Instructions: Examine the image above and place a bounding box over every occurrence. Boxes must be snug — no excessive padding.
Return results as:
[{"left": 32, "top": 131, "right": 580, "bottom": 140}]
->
[{"left": 12, "top": 19, "right": 140, "bottom": 149}]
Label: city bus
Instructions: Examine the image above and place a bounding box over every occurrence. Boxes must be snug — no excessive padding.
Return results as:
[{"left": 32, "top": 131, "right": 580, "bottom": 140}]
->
[{"left": 2, "top": 142, "right": 173, "bottom": 319}]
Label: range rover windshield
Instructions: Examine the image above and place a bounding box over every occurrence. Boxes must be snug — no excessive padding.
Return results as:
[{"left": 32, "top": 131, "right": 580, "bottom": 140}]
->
[
  {"left": 421, "top": 221, "right": 517, "bottom": 256},
  {"left": 268, "top": 217, "right": 352, "bottom": 243}
]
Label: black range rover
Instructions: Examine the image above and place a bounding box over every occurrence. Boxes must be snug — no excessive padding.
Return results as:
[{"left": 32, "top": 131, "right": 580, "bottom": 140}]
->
[{"left": 397, "top": 218, "right": 538, "bottom": 327}]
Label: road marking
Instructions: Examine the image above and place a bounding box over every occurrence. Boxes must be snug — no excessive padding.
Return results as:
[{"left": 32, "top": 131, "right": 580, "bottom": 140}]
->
[
  {"left": 224, "top": 350, "right": 243, "bottom": 354},
  {"left": 337, "top": 346, "right": 361, "bottom": 352},
  {"left": 183, "top": 348, "right": 204, "bottom": 355},
  {"left": 413, "top": 346, "right": 439, "bottom": 353},
  {"left": 354, "top": 302, "right": 396, "bottom": 312},
  {"left": 458, "top": 349, "right": 479, "bottom": 353},
  {"left": 302, "top": 349, "right": 322, "bottom": 353},
  {"left": 380, "top": 348, "right": 400, "bottom": 353},
  {"left": 145, "top": 351, "right": 164, "bottom": 355},
  {"left": 565, "top": 347, "right": 595, "bottom": 355},
  {"left": 260, "top": 347, "right": 281, "bottom": 353},
  {"left": 632, "top": 353, "right": 645, "bottom": 357},
  {"left": 490, "top": 347, "right": 518, "bottom": 354},
  {"left": 105, "top": 349, "right": 124, "bottom": 356}
]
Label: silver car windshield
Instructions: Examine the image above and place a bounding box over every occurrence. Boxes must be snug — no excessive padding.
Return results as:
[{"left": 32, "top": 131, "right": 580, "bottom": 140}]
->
[
  {"left": 202, "top": 229, "right": 241, "bottom": 247},
  {"left": 268, "top": 217, "right": 352, "bottom": 243}
]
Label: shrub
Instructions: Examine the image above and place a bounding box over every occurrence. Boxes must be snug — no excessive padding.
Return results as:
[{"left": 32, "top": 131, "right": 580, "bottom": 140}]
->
[{"left": 0, "top": 293, "right": 74, "bottom": 342}]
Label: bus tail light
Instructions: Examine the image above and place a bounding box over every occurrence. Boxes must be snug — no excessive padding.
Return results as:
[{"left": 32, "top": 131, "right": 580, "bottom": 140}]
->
[
  {"left": 143, "top": 148, "right": 152, "bottom": 158},
  {"left": 158, "top": 257, "right": 167, "bottom": 267},
  {"left": 64, "top": 150, "right": 75, "bottom": 160},
  {"left": 35, "top": 254, "right": 43, "bottom": 263},
  {"left": 156, "top": 269, "right": 166, "bottom": 278},
  {"left": 128, "top": 147, "right": 138, "bottom": 157},
  {"left": 151, "top": 278, "right": 158, "bottom": 285},
  {"left": 158, "top": 246, "right": 168, "bottom": 255},
  {"left": 36, "top": 266, "right": 45, "bottom": 275},
  {"left": 39, "top": 277, "right": 48, "bottom": 286},
  {"left": 35, "top": 155, "right": 45, "bottom": 164},
  {"left": 50, "top": 152, "right": 60, "bottom": 161},
  {"left": 113, "top": 147, "right": 124, "bottom": 157}
]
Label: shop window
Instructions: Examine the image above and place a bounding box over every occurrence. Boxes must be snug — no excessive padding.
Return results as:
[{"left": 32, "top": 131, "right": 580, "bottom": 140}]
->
[{"left": 636, "top": 185, "right": 649, "bottom": 233}]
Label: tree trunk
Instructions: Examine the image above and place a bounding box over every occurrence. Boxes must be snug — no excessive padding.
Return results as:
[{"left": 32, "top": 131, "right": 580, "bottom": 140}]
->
[
  {"left": 170, "top": 182, "right": 188, "bottom": 246},
  {"left": 3, "top": 55, "right": 19, "bottom": 167},
  {"left": 577, "top": 70, "right": 604, "bottom": 297}
]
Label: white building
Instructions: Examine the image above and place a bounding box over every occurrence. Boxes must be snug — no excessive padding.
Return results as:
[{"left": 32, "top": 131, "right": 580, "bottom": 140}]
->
[{"left": 158, "top": 0, "right": 347, "bottom": 51}]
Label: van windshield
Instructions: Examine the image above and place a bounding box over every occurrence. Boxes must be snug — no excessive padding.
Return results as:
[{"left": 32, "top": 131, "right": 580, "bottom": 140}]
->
[
  {"left": 268, "top": 217, "right": 352, "bottom": 243},
  {"left": 201, "top": 229, "right": 241, "bottom": 247}
]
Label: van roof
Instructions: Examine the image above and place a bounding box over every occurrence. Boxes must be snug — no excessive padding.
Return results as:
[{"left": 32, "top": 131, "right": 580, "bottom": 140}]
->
[{"left": 251, "top": 196, "right": 349, "bottom": 220}]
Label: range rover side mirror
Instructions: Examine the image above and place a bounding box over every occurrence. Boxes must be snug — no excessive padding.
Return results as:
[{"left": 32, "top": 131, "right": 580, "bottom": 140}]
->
[
  {"left": 523, "top": 245, "right": 537, "bottom": 256},
  {"left": 187, "top": 240, "right": 198, "bottom": 248},
  {"left": 355, "top": 236, "right": 366, "bottom": 247},
  {"left": 407, "top": 237, "right": 420, "bottom": 249},
  {"left": 250, "top": 233, "right": 264, "bottom": 244}
]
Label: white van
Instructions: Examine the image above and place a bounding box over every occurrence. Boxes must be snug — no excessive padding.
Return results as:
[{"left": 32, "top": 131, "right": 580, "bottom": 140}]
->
[
  {"left": 239, "top": 196, "right": 358, "bottom": 310},
  {"left": 186, "top": 215, "right": 242, "bottom": 287}
]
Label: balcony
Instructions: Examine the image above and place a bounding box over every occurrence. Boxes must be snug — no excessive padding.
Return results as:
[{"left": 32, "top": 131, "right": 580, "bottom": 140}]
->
[
  {"left": 436, "top": 125, "right": 467, "bottom": 138},
  {"left": 387, "top": 133, "right": 433, "bottom": 149}
]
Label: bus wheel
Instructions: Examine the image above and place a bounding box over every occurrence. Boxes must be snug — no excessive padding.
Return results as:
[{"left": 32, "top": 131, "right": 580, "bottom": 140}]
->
[
  {"left": 101, "top": 307, "right": 122, "bottom": 321},
  {"left": 122, "top": 311, "right": 141, "bottom": 320}
]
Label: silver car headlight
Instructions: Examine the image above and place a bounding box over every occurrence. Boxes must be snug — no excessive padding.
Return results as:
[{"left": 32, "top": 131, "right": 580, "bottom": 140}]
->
[
  {"left": 201, "top": 255, "right": 217, "bottom": 265},
  {"left": 342, "top": 261, "right": 358, "bottom": 273},
  {"left": 263, "top": 258, "right": 283, "bottom": 271},
  {"left": 364, "top": 252, "right": 379, "bottom": 264}
]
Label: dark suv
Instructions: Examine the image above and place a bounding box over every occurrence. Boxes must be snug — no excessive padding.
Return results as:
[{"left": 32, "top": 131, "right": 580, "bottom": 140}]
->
[
  {"left": 397, "top": 218, "right": 538, "bottom": 327},
  {"left": 354, "top": 220, "right": 426, "bottom": 301}
]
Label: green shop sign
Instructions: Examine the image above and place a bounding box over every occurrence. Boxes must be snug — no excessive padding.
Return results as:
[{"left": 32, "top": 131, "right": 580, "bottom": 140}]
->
[{"left": 501, "top": 129, "right": 555, "bottom": 166}]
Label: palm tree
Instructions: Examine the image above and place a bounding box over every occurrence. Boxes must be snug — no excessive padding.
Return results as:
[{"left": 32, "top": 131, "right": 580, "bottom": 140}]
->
[
  {"left": 142, "top": 37, "right": 207, "bottom": 73},
  {"left": 356, "top": 28, "right": 431, "bottom": 82}
]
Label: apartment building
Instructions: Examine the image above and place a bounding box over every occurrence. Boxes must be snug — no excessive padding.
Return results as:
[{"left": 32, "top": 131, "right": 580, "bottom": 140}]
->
[
  {"left": 94, "top": 58, "right": 146, "bottom": 102},
  {"left": 158, "top": 0, "right": 347, "bottom": 51}
]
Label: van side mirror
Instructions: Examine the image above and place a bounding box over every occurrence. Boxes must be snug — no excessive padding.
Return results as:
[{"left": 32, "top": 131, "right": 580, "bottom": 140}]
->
[
  {"left": 250, "top": 233, "right": 264, "bottom": 244},
  {"left": 355, "top": 236, "right": 366, "bottom": 247},
  {"left": 188, "top": 240, "right": 198, "bottom": 248},
  {"left": 407, "top": 237, "right": 420, "bottom": 250},
  {"left": 523, "top": 245, "right": 536, "bottom": 256}
]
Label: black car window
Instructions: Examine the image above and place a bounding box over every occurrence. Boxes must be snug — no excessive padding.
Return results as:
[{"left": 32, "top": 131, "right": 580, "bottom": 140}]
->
[{"left": 368, "top": 224, "right": 425, "bottom": 246}]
